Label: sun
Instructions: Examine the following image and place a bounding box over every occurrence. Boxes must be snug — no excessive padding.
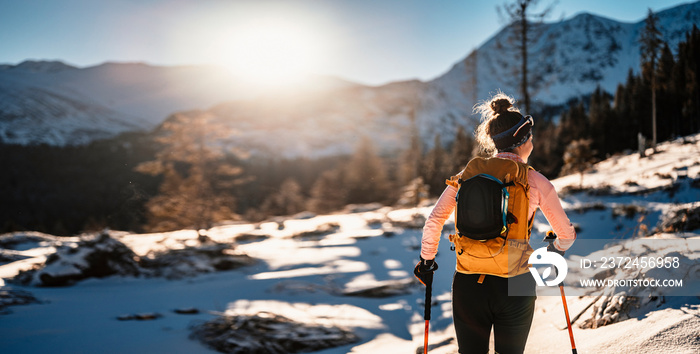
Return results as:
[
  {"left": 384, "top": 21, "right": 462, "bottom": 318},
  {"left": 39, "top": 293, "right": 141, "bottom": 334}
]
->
[{"left": 216, "top": 19, "right": 325, "bottom": 90}]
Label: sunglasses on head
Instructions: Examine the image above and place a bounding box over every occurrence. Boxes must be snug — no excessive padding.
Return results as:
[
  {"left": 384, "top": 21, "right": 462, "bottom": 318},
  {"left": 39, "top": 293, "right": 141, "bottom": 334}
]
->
[{"left": 512, "top": 115, "right": 534, "bottom": 137}]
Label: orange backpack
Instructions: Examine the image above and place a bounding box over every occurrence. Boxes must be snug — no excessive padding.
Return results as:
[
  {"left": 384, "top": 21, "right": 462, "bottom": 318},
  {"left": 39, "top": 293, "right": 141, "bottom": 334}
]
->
[{"left": 447, "top": 157, "right": 534, "bottom": 277}]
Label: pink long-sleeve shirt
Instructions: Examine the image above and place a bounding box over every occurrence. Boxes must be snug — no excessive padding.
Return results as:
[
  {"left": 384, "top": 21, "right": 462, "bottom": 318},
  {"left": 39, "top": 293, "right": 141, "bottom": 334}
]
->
[{"left": 420, "top": 152, "right": 576, "bottom": 260}]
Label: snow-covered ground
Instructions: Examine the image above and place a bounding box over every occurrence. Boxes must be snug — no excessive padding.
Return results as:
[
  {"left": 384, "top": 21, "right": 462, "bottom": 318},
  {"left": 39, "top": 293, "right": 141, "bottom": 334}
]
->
[{"left": 1, "top": 135, "right": 699, "bottom": 353}]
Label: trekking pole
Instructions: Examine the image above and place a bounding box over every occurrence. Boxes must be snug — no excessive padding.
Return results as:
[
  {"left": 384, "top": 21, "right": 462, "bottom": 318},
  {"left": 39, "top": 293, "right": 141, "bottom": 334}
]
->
[
  {"left": 544, "top": 231, "right": 577, "bottom": 354},
  {"left": 559, "top": 284, "right": 577, "bottom": 354},
  {"left": 423, "top": 279, "right": 432, "bottom": 354},
  {"left": 415, "top": 259, "right": 437, "bottom": 354}
]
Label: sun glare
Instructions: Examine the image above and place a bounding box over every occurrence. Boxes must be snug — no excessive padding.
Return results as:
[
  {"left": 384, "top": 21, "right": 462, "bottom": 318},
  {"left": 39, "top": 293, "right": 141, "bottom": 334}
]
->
[{"left": 217, "top": 19, "right": 325, "bottom": 90}]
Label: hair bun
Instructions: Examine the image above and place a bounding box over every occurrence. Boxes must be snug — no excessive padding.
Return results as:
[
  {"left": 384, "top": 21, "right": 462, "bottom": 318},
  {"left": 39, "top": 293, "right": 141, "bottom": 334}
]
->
[{"left": 491, "top": 98, "right": 512, "bottom": 115}]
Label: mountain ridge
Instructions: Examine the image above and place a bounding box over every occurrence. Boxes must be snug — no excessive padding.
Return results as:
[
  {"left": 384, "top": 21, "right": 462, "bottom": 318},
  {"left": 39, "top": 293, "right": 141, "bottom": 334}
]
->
[
  {"left": 1, "top": 1, "right": 699, "bottom": 153},
  {"left": 415, "top": 1, "right": 700, "bottom": 146}
]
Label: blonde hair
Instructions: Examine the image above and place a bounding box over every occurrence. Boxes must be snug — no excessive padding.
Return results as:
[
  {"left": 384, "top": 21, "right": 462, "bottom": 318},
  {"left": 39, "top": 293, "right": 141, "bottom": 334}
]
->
[{"left": 474, "top": 92, "right": 523, "bottom": 155}]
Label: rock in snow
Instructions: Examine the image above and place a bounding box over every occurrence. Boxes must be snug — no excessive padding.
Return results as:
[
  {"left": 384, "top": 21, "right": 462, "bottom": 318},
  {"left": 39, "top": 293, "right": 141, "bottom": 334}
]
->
[
  {"left": 189, "top": 312, "right": 359, "bottom": 354},
  {"left": 10, "top": 230, "right": 254, "bottom": 286},
  {"left": 12, "top": 231, "right": 140, "bottom": 287}
]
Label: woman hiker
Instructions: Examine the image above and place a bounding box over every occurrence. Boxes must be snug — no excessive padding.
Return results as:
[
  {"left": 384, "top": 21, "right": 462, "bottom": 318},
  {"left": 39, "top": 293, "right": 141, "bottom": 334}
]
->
[{"left": 414, "top": 93, "right": 577, "bottom": 354}]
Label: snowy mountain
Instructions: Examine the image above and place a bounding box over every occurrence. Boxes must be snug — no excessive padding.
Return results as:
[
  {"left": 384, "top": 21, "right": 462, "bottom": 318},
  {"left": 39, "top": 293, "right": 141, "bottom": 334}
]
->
[
  {"left": 0, "top": 61, "right": 240, "bottom": 145},
  {"left": 1, "top": 1, "right": 699, "bottom": 152},
  {"left": 170, "top": 1, "right": 700, "bottom": 158},
  {"left": 171, "top": 79, "right": 425, "bottom": 158},
  {"left": 0, "top": 61, "right": 356, "bottom": 146},
  {"left": 1, "top": 134, "right": 699, "bottom": 353},
  {"left": 418, "top": 1, "right": 700, "bottom": 144}
]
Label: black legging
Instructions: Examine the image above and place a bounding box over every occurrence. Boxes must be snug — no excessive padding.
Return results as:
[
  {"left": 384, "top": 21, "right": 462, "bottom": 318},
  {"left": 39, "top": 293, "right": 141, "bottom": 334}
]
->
[{"left": 452, "top": 272, "right": 537, "bottom": 354}]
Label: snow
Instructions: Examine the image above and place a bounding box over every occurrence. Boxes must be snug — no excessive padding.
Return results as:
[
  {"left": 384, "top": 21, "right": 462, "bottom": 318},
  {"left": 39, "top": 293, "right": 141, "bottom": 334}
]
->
[{"left": 1, "top": 136, "right": 700, "bottom": 353}]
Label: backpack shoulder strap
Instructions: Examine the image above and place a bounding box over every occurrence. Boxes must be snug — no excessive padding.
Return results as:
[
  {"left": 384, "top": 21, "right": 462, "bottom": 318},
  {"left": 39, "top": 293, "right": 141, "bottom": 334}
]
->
[
  {"left": 446, "top": 157, "right": 531, "bottom": 188},
  {"left": 445, "top": 175, "right": 461, "bottom": 189}
]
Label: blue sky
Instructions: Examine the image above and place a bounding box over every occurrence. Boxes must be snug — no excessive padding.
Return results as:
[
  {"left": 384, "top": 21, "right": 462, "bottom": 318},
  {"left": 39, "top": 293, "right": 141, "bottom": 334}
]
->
[{"left": 0, "top": 0, "right": 691, "bottom": 85}]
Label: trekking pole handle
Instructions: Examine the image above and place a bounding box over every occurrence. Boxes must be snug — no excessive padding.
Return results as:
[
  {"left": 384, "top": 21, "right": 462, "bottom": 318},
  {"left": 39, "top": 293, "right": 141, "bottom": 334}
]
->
[
  {"left": 544, "top": 230, "right": 557, "bottom": 244},
  {"left": 544, "top": 231, "right": 562, "bottom": 277}
]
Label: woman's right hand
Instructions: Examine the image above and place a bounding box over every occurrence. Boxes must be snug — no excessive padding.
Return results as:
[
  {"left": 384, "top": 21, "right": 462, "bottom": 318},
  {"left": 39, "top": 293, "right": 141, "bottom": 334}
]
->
[{"left": 414, "top": 257, "right": 438, "bottom": 286}]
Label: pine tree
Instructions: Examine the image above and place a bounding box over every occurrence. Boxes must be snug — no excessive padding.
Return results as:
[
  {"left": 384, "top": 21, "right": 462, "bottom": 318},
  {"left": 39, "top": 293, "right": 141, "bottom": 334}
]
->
[
  {"left": 656, "top": 42, "right": 678, "bottom": 140},
  {"left": 630, "top": 67, "right": 652, "bottom": 143},
  {"left": 260, "top": 178, "right": 306, "bottom": 217},
  {"left": 558, "top": 100, "right": 588, "bottom": 144},
  {"left": 307, "top": 169, "right": 347, "bottom": 214},
  {"left": 135, "top": 113, "right": 241, "bottom": 232},
  {"left": 680, "top": 25, "right": 700, "bottom": 133},
  {"left": 673, "top": 37, "right": 694, "bottom": 137},
  {"left": 656, "top": 43, "right": 675, "bottom": 91},
  {"left": 613, "top": 68, "right": 650, "bottom": 150},
  {"left": 343, "top": 138, "right": 392, "bottom": 205},
  {"left": 588, "top": 86, "right": 614, "bottom": 157},
  {"left": 639, "top": 8, "right": 664, "bottom": 149},
  {"left": 422, "top": 134, "right": 451, "bottom": 196},
  {"left": 398, "top": 109, "right": 423, "bottom": 188},
  {"left": 450, "top": 126, "right": 475, "bottom": 174},
  {"left": 529, "top": 117, "right": 559, "bottom": 177},
  {"left": 395, "top": 177, "right": 430, "bottom": 207},
  {"left": 560, "top": 139, "right": 596, "bottom": 190}
]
